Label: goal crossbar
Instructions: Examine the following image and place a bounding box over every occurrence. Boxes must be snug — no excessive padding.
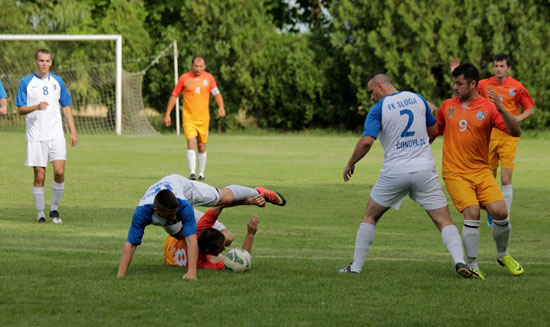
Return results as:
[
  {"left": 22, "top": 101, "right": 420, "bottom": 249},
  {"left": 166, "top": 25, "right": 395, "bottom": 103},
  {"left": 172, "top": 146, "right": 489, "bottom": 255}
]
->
[{"left": 0, "top": 34, "right": 123, "bottom": 135}]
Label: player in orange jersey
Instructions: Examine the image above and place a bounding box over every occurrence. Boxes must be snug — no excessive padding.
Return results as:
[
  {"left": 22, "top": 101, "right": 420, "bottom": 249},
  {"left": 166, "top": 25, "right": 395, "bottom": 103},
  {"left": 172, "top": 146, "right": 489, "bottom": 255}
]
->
[
  {"left": 450, "top": 55, "right": 535, "bottom": 226},
  {"left": 164, "top": 206, "right": 259, "bottom": 271},
  {"left": 436, "top": 63, "right": 523, "bottom": 278},
  {"left": 164, "top": 56, "right": 226, "bottom": 181}
]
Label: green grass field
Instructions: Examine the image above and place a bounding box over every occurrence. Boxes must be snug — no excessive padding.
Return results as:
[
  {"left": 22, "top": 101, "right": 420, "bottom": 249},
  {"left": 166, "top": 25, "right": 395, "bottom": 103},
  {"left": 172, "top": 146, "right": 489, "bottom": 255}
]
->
[{"left": 1, "top": 131, "right": 549, "bottom": 326}]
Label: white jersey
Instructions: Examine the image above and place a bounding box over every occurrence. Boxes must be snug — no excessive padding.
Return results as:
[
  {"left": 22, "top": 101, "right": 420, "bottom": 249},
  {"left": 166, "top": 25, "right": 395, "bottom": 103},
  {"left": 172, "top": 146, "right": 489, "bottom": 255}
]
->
[
  {"left": 16, "top": 73, "right": 72, "bottom": 141},
  {"left": 362, "top": 91, "right": 437, "bottom": 175}
]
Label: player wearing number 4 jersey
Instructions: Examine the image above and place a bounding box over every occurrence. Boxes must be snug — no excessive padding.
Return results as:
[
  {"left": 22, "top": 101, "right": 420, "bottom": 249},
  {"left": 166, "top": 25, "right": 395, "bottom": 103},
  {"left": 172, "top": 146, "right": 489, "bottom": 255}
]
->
[
  {"left": 338, "top": 72, "right": 478, "bottom": 279},
  {"left": 164, "top": 56, "right": 226, "bottom": 181},
  {"left": 436, "top": 63, "right": 523, "bottom": 278}
]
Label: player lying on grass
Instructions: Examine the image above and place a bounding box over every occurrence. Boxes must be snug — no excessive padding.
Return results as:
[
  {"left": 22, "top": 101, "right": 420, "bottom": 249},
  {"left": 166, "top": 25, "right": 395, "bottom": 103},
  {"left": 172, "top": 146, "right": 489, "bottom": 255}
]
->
[
  {"left": 164, "top": 205, "right": 259, "bottom": 270},
  {"left": 117, "top": 174, "right": 285, "bottom": 280}
]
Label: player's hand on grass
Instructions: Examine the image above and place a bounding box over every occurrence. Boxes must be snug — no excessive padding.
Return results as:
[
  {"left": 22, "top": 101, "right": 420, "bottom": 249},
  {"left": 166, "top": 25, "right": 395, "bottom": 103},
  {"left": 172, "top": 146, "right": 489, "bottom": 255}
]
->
[
  {"left": 183, "top": 272, "right": 197, "bottom": 280},
  {"left": 343, "top": 165, "right": 354, "bottom": 182},
  {"left": 450, "top": 58, "right": 460, "bottom": 73}
]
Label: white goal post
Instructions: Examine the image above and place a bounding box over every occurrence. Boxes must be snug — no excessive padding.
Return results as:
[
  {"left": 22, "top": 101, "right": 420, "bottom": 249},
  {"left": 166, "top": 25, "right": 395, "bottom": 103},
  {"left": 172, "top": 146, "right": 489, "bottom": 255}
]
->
[{"left": 0, "top": 34, "right": 124, "bottom": 135}]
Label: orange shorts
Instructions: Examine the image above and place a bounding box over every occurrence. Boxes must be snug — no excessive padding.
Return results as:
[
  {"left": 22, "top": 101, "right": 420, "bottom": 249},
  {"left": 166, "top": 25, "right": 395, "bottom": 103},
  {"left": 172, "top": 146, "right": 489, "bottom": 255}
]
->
[
  {"left": 164, "top": 236, "right": 188, "bottom": 267},
  {"left": 488, "top": 138, "right": 517, "bottom": 170},
  {"left": 443, "top": 169, "right": 503, "bottom": 212},
  {"left": 183, "top": 120, "right": 209, "bottom": 143}
]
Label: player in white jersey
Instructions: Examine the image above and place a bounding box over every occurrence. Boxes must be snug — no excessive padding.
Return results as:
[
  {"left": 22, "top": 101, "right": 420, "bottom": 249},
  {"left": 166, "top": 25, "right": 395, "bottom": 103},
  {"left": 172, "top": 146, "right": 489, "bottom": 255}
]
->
[
  {"left": 16, "top": 49, "right": 78, "bottom": 224},
  {"left": 117, "top": 174, "right": 286, "bottom": 280},
  {"left": 338, "top": 73, "right": 478, "bottom": 279}
]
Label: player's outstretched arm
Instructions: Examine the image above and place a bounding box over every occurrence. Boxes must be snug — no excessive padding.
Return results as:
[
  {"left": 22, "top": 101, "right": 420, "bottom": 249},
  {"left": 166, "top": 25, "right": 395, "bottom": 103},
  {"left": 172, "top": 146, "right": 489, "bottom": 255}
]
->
[
  {"left": 242, "top": 215, "right": 259, "bottom": 253},
  {"left": 183, "top": 234, "right": 198, "bottom": 280},
  {"left": 344, "top": 136, "right": 375, "bottom": 182},
  {"left": 117, "top": 241, "right": 137, "bottom": 278}
]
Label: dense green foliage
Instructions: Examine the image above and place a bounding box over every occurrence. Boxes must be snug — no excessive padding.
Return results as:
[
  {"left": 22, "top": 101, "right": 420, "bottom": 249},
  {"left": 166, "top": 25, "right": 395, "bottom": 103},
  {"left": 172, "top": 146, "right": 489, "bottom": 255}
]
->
[{"left": 1, "top": 0, "right": 549, "bottom": 130}]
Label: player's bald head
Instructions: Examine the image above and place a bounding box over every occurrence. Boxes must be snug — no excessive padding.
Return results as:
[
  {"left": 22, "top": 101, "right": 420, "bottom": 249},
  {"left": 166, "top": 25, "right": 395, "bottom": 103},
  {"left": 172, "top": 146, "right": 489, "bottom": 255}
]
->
[{"left": 367, "top": 72, "right": 393, "bottom": 87}]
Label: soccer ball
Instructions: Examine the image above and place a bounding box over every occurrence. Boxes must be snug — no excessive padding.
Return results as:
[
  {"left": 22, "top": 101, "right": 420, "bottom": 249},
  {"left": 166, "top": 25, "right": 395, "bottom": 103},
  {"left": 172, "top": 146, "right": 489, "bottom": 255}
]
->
[{"left": 223, "top": 248, "right": 252, "bottom": 272}]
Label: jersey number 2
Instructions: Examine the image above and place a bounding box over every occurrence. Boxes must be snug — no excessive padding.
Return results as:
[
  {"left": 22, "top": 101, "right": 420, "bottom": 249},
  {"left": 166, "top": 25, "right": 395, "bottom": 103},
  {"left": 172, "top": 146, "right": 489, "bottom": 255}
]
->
[{"left": 400, "top": 109, "right": 415, "bottom": 137}]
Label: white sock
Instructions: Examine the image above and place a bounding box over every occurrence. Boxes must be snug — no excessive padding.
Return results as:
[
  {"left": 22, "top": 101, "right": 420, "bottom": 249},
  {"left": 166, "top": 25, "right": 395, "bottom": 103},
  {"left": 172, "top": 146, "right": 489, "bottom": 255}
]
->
[
  {"left": 51, "top": 181, "right": 64, "bottom": 212},
  {"left": 350, "top": 223, "right": 376, "bottom": 272},
  {"left": 492, "top": 217, "right": 511, "bottom": 258},
  {"left": 225, "top": 185, "right": 258, "bottom": 201},
  {"left": 32, "top": 186, "right": 45, "bottom": 219},
  {"left": 501, "top": 184, "right": 513, "bottom": 218},
  {"left": 441, "top": 225, "right": 465, "bottom": 265},
  {"left": 462, "top": 220, "right": 480, "bottom": 269},
  {"left": 198, "top": 151, "right": 207, "bottom": 176},
  {"left": 186, "top": 150, "right": 196, "bottom": 174}
]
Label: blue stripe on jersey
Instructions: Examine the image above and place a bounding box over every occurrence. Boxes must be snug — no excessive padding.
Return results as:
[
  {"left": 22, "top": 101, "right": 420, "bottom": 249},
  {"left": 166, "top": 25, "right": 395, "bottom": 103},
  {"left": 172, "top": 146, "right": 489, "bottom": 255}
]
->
[
  {"left": 361, "top": 101, "right": 383, "bottom": 138},
  {"left": 50, "top": 73, "right": 72, "bottom": 107},
  {"left": 127, "top": 204, "right": 154, "bottom": 246},
  {"left": 0, "top": 80, "right": 7, "bottom": 98},
  {"left": 15, "top": 74, "right": 34, "bottom": 106},
  {"left": 178, "top": 199, "right": 197, "bottom": 237}
]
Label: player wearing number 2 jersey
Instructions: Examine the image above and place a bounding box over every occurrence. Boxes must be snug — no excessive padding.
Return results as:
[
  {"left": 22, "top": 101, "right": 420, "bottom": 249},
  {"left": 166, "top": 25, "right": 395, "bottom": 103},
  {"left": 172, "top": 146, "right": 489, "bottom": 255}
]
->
[
  {"left": 16, "top": 49, "right": 78, "bottom": 224},
  {"left": 436, "top": 63, "right": 523, "bottom": 278},
  {"left": 164, "top": 56, "right": 226, "bottom": 182},
  {"left": 338, "top": 73, "right": 478, "bottom": 279}
]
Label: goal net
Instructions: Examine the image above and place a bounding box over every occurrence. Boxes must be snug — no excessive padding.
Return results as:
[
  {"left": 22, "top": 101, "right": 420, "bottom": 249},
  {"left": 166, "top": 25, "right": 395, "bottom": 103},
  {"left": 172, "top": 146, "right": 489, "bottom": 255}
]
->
[{"left": 0, "top": 35, "right": 161, "bottom": 135}]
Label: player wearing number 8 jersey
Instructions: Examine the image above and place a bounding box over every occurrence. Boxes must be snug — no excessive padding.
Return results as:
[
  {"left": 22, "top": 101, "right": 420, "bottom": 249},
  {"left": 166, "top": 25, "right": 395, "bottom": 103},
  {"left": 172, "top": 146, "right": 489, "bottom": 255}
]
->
[
  {"left": 164, "top": 56, "right": 226, "bottom": 181},
  {"left": 16, "top": 49, "right": 78, "bottom": 224},
  {"left": 436, "top": 63, "right": 523, "bottom": 278},
  {"left": 338, "top": 73, "right": 478, "bottom": 279}
]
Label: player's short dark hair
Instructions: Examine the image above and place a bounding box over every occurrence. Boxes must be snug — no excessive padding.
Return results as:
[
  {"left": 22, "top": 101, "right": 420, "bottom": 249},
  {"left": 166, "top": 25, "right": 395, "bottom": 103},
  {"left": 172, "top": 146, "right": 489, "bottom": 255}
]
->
[
  {"left": 494, "top": 53, "right": 512, "bottom": 67},
  {"left": 198, "top": 228, "right": 225, "bottom": 255},
  {"left": 35, "top": 49, "right": 51, "bottom": 60},
  {"left": 368, "top": 72, "right": 392, "bottom": 85},
  {"left": 154, "top": 189, "right": 179, "bottom": 211},
  {"left": 191, "top": 56, "right": 205, "bottom": 65},
  {"left": 451, "top": 63, "right": 480, "bottom": 86}
]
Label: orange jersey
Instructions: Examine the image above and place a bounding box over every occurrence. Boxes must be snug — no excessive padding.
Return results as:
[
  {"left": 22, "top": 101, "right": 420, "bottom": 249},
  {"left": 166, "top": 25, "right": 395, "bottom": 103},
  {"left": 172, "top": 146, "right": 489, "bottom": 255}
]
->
[
  {"left": 436, "top": 96, "right": 508, "bottom": 175},
  {"left": 164, "top": 209, "right": 225, "bottom": 270},
  {"left": 478, "top": 76, "right": 534, "bottom": 141},
  {"left": 171, "top": 71, "right": 218, "bottom": 122}
]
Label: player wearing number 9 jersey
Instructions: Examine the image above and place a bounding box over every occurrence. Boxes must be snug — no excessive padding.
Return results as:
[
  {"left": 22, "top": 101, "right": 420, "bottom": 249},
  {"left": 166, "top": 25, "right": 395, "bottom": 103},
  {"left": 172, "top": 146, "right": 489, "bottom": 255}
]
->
[
  {"left": 436, "top": 63, "right": 523, "bottom": 278},
  {"left": 338, "top": 72, "right": 479, "bottom": 279}
]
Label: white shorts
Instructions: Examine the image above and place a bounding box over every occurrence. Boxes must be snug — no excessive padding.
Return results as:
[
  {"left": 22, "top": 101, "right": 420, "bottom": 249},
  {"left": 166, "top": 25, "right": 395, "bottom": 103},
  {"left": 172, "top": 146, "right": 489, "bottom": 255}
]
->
[
  {"left": 370, "top": 170, "right": 447, "bottom": 211},
  {"left": 180, "top": 178, "right": 221, "bottom": 207},
  {"left": 193, "top": 209, "right": 226, "bottom": 231},
  {"left": 25, "top": 136, "right": 66, "bottom": 167}
]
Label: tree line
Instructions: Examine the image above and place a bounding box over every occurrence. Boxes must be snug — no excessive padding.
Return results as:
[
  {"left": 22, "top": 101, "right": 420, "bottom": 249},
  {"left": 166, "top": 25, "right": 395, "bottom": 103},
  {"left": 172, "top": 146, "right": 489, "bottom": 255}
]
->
[{"left": 1, "top": 0, "right": 549, "bottom": 131}]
